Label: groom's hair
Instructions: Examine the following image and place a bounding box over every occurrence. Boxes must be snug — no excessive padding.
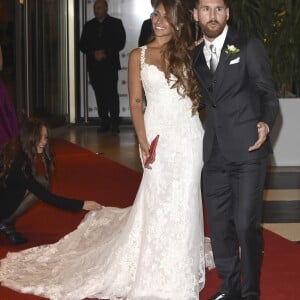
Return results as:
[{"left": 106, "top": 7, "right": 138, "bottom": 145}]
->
[
  {"left": 194, "top": 0, "right": 230, "bottom": 8},
  {"left": 223, "top": 0, "right": 230, "bottom": 8}
]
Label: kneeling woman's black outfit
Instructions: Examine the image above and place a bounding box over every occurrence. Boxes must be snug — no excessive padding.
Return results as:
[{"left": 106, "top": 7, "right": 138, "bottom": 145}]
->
[{"left": 0, "top": 150, "right": 83, "bottom": 244}]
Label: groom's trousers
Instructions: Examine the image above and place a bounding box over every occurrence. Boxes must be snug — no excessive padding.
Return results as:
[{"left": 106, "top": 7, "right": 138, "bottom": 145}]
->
[{"left": 203, "top": 138, "right": 267, "bottom": 297}]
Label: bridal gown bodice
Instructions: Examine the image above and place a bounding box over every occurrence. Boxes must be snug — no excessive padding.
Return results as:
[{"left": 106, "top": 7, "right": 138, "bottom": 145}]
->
[{"left": 0, "top": 46, "right": 211, "bottom": 300}]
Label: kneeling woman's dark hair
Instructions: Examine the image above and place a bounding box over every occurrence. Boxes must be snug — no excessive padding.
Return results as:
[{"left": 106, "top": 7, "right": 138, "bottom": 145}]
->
[{"left": 0, "top": 118, "right": 54, "bottom": 187}]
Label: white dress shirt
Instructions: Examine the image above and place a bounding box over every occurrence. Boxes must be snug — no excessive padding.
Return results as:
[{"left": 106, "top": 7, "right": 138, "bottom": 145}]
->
[{"left": 203, "top": 25, "right": 229, "bottom": 69}]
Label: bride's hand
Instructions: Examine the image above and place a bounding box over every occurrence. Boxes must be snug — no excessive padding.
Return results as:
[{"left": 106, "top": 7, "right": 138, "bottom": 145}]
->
[
  {"left": 83, "top": 201, "right": 102, "bottom": 211},
  {"left": 140, "top": 142, "right": 150, "bottom": 167}
]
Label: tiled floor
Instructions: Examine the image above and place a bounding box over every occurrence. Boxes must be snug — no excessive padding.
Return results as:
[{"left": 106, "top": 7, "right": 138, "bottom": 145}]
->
[
  {"left": 53, "top": 124, "right": 142, "bottom": 173},
  {"left": 52, "top": 124, "right": 300, "bottom": 243},
  {"left": 263, "top": 170, "right": 300, "bottom": 242}
]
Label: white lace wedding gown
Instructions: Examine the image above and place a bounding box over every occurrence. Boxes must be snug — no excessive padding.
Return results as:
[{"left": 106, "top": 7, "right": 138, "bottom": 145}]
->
[{"left": 0, "top": 46, "right": 213, "bottom": 300}]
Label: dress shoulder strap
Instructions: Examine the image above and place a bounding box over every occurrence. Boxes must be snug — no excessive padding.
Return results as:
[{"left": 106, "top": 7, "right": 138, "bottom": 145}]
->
[{"left": 140, "top": 45, "right": 147, "bottom": 67}]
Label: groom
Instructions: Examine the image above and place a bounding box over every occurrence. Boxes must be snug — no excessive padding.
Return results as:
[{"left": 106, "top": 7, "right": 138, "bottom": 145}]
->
[{"left": 192, "top": 0, "right": 279, "bottom": 299}]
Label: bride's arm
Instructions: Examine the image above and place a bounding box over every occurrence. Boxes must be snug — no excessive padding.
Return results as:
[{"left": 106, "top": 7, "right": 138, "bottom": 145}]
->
[{"left": 128, "top": 48, "right": 149, "bottom": 163}]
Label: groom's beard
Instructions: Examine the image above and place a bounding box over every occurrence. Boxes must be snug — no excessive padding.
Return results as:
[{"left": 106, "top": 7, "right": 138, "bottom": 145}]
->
[{"left": 202, "top": 20, "right": 226, "bottom": 39}]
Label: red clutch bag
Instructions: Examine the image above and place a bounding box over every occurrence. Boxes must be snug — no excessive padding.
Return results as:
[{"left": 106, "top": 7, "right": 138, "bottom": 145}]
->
[{"left": 144, "top": 134, "right": 160, "bottom": 168}]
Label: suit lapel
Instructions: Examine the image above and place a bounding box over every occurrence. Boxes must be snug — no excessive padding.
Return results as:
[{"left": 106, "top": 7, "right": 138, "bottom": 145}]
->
[
  {"left": 213, "top": 27, "right": 242, "bottom": 100},
  {"left": 193, "top": 43, "right": 210, "bottom": 76},
  {"left": 193, "top": 43, "right": 214, "bottom": 100},
  {"left": 212, "top": 47, "right": 230, "bottom": 100}
]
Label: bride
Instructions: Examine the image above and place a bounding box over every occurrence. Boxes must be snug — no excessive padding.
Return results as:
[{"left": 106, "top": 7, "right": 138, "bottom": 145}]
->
[{"left": 0, "top": 0, "right": 213, "bottom": 299}]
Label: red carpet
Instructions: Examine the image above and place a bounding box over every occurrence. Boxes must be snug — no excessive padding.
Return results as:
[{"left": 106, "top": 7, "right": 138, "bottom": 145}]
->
[{"left": 0, "top": 139, "right": 299, "bottom": 300}]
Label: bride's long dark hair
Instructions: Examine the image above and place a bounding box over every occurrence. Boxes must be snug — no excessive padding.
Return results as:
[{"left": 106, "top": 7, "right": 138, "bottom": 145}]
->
[{"left": 151, "top": 0, "right": 201, "bottom": 115}]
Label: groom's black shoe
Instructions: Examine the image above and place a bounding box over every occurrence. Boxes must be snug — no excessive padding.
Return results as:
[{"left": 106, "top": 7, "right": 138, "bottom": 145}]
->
[
  {"left": 0, "top": 222, "right": 28, "bottom": 244},
  {"left": 208, "top": 291, "right": 241, "bottom": 300},
  {"left": 242, "top": 296, "right": 259, "bottom": 300}
]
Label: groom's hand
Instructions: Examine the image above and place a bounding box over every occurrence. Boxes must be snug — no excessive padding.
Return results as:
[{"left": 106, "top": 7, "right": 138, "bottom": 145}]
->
[{"left": 248, "top": 122, "right": 269, "bottom": 152}]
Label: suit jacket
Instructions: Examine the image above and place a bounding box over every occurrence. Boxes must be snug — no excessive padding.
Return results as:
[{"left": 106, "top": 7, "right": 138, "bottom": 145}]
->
[
  {"left": 192, "top": 26, "right": 279, "bottom": 162},
  {"left": 79, "top": 15, "right": 126, "bottom": 72},
  {"left": 138, "top": 18, "right": 152, "bottom": 47}
]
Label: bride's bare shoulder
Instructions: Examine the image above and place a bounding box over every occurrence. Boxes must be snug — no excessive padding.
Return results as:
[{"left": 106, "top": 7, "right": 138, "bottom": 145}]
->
[{"left": 128, "top": 47, "right": 142, "bottom": 63}]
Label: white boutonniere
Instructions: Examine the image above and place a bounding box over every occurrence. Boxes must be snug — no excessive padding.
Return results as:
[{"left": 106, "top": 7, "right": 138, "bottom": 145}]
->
[{"left": 225, "top": 44, "right": 240, "bottom": 55}]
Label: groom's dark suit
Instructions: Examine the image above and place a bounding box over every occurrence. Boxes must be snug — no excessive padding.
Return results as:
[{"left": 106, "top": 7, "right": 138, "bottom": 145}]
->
[{"left": 192, "top": 26, "right": 279, "bottom": 297}]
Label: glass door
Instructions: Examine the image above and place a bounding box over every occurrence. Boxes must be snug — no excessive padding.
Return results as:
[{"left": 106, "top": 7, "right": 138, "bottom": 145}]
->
[{"left": 15, "top": 0, "right": 70, "bottom": 126}]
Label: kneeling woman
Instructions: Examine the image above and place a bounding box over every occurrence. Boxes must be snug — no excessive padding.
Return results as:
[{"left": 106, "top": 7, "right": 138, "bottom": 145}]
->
[{"left": 0, "top": 118, "right": 101, "bottom": 244}]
